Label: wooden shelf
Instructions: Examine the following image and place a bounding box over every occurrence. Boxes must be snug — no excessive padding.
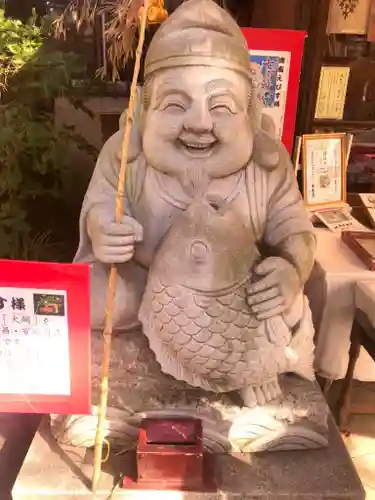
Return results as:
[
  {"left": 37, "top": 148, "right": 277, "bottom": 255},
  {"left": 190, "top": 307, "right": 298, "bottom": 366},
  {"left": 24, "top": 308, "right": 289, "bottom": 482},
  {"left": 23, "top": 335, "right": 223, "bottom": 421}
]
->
[{"left": 314, "top": 119, "right": 375, "bottom": 129}]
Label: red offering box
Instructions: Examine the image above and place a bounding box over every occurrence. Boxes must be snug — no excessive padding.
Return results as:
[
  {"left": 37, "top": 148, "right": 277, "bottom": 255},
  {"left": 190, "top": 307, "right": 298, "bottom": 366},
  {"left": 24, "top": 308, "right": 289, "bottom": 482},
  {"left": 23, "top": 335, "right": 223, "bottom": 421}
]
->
[
  {"left": 0, "top": 259, "right": 91, "bottom": 414},
  {"left": 122, "top": 418, "right": 217, "bottom": 492}
]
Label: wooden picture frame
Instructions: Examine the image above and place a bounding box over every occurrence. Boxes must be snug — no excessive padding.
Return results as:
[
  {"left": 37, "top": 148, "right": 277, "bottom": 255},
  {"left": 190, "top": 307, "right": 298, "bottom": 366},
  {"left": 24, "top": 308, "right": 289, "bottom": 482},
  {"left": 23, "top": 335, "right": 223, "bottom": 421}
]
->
[
  {"left": 342, "top": 231, "right": 375, "bottom": 271},
  {"left": 302, "top": 132, "right": 347, "bottom": 210}
]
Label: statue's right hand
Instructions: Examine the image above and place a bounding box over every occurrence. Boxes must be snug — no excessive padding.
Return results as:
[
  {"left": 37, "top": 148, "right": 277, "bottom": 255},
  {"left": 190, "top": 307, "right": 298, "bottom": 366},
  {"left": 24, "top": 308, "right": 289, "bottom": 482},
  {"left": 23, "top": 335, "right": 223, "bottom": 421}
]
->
[{"left": 89, "top": 214, "right": 143, "bottom": 264}]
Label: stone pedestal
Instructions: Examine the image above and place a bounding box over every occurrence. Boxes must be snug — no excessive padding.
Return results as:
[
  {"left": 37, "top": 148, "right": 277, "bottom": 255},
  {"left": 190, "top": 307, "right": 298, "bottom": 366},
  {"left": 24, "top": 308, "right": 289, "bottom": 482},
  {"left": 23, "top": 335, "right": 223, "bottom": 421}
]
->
[
  {"left": 48, "top": 329, "right": 329, "bottom": 453},
  {"left": 12, "top": 329, "right": 365, "bottom": 499},
  {"left": 13, "top": 415, "right": 365, "bottom": 500}
]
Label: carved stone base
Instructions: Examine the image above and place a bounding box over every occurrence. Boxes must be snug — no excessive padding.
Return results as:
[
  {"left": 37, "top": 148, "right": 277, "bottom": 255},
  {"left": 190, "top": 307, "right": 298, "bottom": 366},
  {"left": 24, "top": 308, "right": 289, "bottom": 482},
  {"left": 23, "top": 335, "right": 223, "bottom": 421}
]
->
[
  {"left": 13, "top": 416, "right": 365, "bottom": 500},
  {"left": 51, "top": 329, "right": 328, "bottom": 452}
]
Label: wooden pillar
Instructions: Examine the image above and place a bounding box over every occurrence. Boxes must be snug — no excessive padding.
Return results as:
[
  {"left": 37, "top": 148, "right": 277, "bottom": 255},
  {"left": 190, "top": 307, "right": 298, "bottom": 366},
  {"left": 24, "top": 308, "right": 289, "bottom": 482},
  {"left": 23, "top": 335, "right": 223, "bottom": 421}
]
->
[
  {"left": 251, "top": 0, "right": 299, "bottom": 28},
  {"left": 294, "top": 0, "right": 330, "bottom": 136},
  {"left": 166, "top": 0, "right": 254, "bottom": 26}
]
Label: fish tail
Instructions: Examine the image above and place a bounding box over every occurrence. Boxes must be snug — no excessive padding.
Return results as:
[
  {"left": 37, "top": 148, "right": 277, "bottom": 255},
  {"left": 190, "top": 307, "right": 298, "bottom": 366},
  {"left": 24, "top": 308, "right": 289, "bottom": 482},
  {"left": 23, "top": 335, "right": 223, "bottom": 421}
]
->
[{"left": 286, "top": 323, "right": 315, "bottom": 382}]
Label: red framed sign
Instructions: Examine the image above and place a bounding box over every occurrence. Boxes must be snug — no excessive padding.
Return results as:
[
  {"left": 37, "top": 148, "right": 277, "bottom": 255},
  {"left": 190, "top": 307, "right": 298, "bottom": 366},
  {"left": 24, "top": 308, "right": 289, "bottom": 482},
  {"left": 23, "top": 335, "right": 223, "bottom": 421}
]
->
[
  {"left": 0, "top": 260, "right": 91, "bottom": 414},
  {"left": 241, "top": 28, "right": 306, "bottom": 155}
]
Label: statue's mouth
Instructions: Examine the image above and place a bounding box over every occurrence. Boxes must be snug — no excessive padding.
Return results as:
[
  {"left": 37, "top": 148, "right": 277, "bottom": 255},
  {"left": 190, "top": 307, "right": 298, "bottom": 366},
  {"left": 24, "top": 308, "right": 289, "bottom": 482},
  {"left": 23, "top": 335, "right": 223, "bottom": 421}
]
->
[{"left": 177, "top": 138, "right": 217, "bottom": 157}]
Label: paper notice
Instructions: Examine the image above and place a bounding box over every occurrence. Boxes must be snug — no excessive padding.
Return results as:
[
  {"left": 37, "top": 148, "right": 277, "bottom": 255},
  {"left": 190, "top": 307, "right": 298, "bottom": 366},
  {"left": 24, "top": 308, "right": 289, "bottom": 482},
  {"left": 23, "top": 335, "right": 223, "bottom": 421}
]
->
[
  {"left": 0, "top": 288, "right": 70, "bottom": 395},
  {"left": 315, "top": 66, "right": 350, "bottom": 120}
]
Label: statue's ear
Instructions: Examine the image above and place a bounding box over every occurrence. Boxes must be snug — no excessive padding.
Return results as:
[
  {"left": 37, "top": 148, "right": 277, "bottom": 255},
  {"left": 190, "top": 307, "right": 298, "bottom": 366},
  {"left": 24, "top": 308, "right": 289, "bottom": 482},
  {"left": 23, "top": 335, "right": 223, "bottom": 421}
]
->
[
  {"left": 138, "top": 107, "right": 147, "bottom": 135},
  {"left": 251, "top": 114, "right": 280, "bottom": 169},
  {"left": 118, "top": 108, "right": 143, "bottom": 162}
]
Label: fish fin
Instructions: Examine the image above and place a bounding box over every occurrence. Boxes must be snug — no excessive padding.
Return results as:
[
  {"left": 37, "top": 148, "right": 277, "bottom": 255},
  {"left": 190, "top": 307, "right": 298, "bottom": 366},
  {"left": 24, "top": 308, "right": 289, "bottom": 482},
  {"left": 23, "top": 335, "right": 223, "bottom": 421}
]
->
[
  {"left": 265, "top": 315, "right": 291, "bottom": 346},
  {"left": 286, "top": 327, "right": 315, "bottom": 382}
]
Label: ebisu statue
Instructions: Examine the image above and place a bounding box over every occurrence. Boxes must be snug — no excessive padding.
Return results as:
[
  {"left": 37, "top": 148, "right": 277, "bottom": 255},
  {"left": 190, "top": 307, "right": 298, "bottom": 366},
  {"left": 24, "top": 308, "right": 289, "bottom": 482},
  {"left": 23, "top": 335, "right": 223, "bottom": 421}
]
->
[{"left": 52, "top": 0, "right": 328, "bottom": 453}]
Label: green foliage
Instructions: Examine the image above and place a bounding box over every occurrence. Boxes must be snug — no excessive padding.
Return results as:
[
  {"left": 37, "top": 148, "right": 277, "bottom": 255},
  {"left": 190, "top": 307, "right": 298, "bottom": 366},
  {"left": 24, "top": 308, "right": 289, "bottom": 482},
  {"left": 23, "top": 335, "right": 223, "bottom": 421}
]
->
[
  {"left": 11, "top": 231, "right": 64, "bottom": 262},
  {"left": 0, "top": 8, "right": 44, "bottom": 93},
  {"left": 0, "top": 8, "right": 85, "bottom": 101},
  {"left": 0, "top": 8, "right": 97, "bottom": 261}
]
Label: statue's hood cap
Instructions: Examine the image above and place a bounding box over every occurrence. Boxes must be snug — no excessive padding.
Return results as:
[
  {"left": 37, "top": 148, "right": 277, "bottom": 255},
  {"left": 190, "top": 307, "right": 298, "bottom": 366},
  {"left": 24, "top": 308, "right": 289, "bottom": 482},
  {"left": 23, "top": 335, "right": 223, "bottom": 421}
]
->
[{"left": 144, "top": 0, "right": 251, "bottom": 79}]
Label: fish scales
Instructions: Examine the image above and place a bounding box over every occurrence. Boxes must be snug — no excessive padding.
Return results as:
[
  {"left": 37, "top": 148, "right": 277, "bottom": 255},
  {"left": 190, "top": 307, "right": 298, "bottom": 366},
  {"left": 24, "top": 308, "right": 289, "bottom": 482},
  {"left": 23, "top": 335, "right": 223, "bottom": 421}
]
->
[{"left": 139, "top": 199, "right": 311, "bottom": 400}]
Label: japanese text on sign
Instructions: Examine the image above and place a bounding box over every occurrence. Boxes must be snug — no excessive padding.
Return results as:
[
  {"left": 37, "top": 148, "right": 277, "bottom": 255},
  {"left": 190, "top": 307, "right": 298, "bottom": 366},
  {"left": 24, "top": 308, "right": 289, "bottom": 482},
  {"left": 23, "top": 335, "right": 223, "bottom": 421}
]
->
[
  {"left": 249, "top": 50, "right": 291, "bottom": 139},
  {"left": 0, "top": 288, "right": 70, "bottom": 396}
]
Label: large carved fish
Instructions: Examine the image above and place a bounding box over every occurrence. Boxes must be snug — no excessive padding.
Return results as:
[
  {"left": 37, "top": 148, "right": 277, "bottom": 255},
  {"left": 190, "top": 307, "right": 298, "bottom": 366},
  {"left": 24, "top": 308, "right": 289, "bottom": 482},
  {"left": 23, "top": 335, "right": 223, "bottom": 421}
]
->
[{"left": 139, "top": 200, "right": 313, "bottom": 407}]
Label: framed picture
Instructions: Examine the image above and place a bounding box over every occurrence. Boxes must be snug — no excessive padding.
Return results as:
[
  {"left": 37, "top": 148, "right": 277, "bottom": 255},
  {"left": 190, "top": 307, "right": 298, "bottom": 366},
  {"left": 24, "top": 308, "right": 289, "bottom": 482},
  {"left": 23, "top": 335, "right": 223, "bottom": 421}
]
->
[
  {"left": 0, "top": 260, "right": 91, "bottom": 414},
  {"left": 302, "top": 133, "right": 347, "bottom": 209},
  {"left": 241, "top": 28, "right": 306, "bottom": 155},
  {"left": 368, "top": 0, "right": 375, "bottom": 42}
]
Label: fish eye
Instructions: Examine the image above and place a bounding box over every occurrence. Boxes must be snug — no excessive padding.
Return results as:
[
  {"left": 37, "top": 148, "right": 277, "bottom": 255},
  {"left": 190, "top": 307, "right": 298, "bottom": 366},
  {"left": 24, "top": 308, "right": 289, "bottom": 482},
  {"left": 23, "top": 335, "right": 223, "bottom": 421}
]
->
[
  {"left": 209, "top": 202, "right": 220, "bottom": 211},
  {"left": 190, "top": 241, "right": 209, "bottom": 262}
]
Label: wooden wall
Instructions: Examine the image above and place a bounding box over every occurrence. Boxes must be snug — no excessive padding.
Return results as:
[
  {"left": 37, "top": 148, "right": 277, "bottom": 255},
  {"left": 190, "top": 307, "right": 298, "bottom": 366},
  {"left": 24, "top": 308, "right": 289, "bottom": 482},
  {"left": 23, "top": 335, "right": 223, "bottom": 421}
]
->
[{"left": 251, "top": 0, "right": 300, "bottom": 29}]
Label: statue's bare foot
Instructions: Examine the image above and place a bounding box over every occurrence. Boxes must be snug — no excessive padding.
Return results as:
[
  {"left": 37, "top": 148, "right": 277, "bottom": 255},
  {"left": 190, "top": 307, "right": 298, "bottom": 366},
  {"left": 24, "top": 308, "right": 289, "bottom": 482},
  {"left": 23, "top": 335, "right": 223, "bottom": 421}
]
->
[{"left": 240, "top": 378, "right": 282, "bottom": 407}]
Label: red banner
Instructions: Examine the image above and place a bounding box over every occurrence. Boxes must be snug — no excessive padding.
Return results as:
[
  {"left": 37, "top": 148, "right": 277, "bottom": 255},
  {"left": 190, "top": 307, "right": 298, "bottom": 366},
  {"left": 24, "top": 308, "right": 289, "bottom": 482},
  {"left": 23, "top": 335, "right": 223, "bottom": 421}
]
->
[
  {"left": 0, "top": 260, "right": 91, "bottom": 414},
  {"left": 241, "top": 28, "right": 306, "bottom": 155}
]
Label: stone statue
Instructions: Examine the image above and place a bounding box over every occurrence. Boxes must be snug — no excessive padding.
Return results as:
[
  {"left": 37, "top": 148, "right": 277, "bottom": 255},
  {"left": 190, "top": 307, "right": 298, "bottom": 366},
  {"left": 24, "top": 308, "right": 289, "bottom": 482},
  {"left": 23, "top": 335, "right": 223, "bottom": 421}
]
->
[{"left": 53, "top": 0, "right": 328, "bottom": 453}]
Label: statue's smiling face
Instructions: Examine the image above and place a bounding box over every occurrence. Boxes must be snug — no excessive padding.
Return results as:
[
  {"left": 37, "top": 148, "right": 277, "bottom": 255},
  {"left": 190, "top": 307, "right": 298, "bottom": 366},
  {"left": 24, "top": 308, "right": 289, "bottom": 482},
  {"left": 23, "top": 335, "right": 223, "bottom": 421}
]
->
[{"left": 142, "top": 66, "right": 254, "bottom": 181}]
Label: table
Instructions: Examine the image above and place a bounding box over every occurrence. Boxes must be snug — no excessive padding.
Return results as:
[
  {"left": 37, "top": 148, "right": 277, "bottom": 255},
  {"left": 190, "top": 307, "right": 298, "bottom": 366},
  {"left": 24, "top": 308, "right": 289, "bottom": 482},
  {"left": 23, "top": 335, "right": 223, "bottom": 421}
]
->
[
  {"left": 337, "top": 281, "right": 375, "bottom": 431},
  {"left": 308, "top": 227, "right": 375, "bottom": 383}
]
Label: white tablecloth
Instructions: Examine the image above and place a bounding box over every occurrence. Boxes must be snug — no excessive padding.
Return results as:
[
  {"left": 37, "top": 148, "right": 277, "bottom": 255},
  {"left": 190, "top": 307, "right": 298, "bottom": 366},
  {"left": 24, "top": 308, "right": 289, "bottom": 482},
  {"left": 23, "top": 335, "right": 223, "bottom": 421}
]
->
[{"left": 308, "top": 227, "right": 375, "bottom": 381}]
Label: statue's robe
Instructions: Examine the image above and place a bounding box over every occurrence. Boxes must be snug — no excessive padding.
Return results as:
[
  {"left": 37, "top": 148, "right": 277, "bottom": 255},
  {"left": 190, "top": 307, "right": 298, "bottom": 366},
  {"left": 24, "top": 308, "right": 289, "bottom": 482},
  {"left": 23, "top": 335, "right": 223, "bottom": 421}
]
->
[{"left": 75, "top": 118, "right": 315, "bottom": 359}]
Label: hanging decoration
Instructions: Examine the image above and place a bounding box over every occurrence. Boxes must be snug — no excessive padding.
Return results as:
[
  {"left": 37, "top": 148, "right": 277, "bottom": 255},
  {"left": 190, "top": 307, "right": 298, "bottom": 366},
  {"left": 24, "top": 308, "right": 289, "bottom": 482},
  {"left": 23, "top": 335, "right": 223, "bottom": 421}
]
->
[
  {"left": 327, "top": 0, "right": 370, "bottom": 35},
  {"left": 336, "top": 0, "right": 360, "bottom": 19},
  {"left": 140, "top": 0, "right": 168, "bottom": 24},
  {"left": 55, "top": 0, "right": 168, "bottom": 80}
]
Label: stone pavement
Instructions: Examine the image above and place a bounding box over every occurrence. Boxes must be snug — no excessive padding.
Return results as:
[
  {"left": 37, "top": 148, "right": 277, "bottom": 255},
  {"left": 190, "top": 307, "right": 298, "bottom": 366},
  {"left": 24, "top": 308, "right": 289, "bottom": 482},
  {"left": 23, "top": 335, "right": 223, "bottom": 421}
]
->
[
  {"left": 331, "top": 382, "right": 375, "bottom": 500},
  {"left": 0, "top": 414, "right": 41, "bottom": 498}
]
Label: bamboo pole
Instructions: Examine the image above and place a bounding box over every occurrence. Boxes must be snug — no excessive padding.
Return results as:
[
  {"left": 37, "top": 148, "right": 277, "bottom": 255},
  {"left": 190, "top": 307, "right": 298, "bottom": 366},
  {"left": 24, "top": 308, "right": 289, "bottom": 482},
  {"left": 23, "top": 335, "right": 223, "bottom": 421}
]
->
[{"left": 92, "top": 0, "right": 149, "bottom": 492}]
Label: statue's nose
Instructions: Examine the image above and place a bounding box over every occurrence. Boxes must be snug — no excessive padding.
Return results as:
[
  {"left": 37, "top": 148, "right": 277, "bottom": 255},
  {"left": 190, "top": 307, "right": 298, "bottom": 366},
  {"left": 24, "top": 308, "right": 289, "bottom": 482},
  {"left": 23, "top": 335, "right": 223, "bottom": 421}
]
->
[{"left": 183, "top": 103, "right": 213, "bottom": 133}]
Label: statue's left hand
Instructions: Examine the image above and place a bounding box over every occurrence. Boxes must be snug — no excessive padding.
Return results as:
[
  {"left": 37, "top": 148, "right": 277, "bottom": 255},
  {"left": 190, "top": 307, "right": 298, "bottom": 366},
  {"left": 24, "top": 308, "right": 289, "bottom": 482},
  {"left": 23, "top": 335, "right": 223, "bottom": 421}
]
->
[{"left": 245, "top": 257, "right": 301, "bottom": 320}]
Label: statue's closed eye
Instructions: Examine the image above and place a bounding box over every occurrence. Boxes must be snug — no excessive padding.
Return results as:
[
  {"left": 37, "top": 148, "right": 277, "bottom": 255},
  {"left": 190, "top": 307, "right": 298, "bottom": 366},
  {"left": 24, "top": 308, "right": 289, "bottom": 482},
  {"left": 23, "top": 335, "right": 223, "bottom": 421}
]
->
[
  {"left": 208, "top": 91, "right": 238, "bottom": 112},
  {"left": 162, "top": 102, "right": 186, "bottom": 112},
  {"left": 210, "top": 105, "right": 234, "bottom": 115}
]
